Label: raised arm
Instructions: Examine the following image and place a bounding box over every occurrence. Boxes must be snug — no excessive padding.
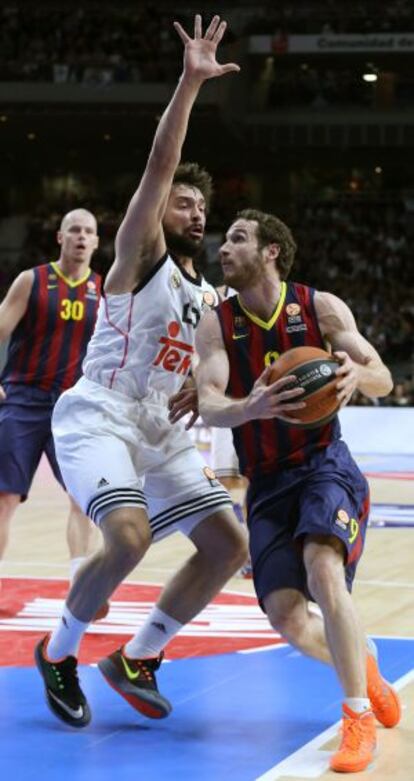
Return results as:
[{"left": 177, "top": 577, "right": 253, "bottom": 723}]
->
[
  {"left": 196, "top": 310, "right": 306, "bottom": 427},
  {"left": 106, "top": 14, "right": 239, "bottom": 293},
  {"left": 314, "top": 290, "right": 393, "bottom": 404}
]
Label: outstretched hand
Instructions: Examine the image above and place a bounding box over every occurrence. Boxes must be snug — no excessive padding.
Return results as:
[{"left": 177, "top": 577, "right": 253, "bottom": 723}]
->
[{"left": 174, "top": 14, "right": 240, "bottom": 84}]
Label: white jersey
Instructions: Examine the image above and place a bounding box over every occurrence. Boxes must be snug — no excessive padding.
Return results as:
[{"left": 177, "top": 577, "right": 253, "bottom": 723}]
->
[{"left": 83, "top": 253, "right": 218, "bottom": 400}]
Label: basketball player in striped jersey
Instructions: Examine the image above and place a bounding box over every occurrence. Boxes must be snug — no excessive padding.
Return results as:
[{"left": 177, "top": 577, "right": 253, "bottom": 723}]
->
[
  {"left": 0, "top": 209, "right": 101, "bottom": 593},
  {"left": 35, "top": 15, "right": 247, "bottom": 728},
  {"left": 195, "top": 209, "right": 400, "bottom": 773}
]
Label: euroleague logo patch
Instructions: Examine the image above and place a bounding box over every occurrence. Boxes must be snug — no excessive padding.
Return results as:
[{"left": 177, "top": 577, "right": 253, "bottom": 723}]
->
[
  {"left": 0, "top": 578, "right": 283, "bottom": 666},
  {"left": 203, "top": 465, "right": 220, "bottom": 486},
  {"left": 335, "top": 509, "right": 350, "bottom": 529},
  {"left": 286, "top": 303, "right": 301, "bottom": 317},
  {"left": 285, "top": 302, "right": 307, "bottom": 334},
  {"left": 202, "top": 291, "right": 216, "bottom": 309},
  {"left": 86, "top": 279, "right": 98, "bottom": 299}
]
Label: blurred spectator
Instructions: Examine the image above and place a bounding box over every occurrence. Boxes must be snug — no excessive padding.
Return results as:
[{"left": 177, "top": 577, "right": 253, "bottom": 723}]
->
[
  {"left": 289, "top": 196, "right": 413, "bottom": 376},
  {"left": 2, "top": 2, "right": 414, "bottom": 86},
  {"left": 388, "top": 379, "right": 413, "bottom": 406}
]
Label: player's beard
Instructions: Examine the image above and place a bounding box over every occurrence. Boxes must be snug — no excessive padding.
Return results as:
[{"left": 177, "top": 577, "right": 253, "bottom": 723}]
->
[
  {"left": 223, "top": 253, "right": 263, "bottom": 291},
  {"left": 164, "top": 228, "right": 202, "bottom": 259}
]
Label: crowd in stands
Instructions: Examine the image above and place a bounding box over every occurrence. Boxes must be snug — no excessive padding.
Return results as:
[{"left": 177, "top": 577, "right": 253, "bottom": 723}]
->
[
  {"left": 254, "top": 65, "right": 414, "bottom": 112},
  {"left": 1, "top": 2, "right": 414, "bottom": 84},
  {"left": 0, "top": 4, "right": 183, "bottom": 84},
  {"left": 291, "top": 196, "right": 414, "bottom": 403},
  {"left": 242, "top": 0, "right": 414, "bottom": 35},
  {"left": 1, "top": 193, "right": 412, "bottom": 405}
]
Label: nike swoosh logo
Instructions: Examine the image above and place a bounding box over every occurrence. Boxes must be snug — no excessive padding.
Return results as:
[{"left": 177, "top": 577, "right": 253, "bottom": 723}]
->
[
  {"left": 49, "top": 689, "right": 84, "bottom": 719},
  {"left": 120, "top": 655, "right": 141, "bottom": 681},
  {"left": 47, "top": 285, "right": 58, "bottom": 289},
  {"left": 232, "top": 333, "right": 248, "bottom": 340}
]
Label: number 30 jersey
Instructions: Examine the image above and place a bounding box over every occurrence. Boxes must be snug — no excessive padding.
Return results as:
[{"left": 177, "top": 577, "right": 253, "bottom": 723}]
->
[
  {"left": 2, "top": 261, "right": 101, "bottom": 394},
  {"left": 83, "top": 253, "right": 218, "bottom": 400}
]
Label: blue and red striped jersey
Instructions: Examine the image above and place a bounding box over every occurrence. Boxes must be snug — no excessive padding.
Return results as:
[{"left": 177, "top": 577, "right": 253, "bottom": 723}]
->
[
  {"left": 216, "top": 280, "right": 341, "bottom": 480},
  {"left": 2, "top": 261, "right": 101, "bottom": 394}
]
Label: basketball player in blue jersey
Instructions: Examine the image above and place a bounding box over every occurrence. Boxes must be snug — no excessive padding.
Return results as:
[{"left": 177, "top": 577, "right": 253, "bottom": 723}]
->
[
  {"left": 35, "top": 15, "right": 247, "bottom": 729},
  {"left": 195, "top": 209, "right": 400, "bottom": 773},
  {"left": 0, "top": 209, "right": 102, "bottom": 594}
]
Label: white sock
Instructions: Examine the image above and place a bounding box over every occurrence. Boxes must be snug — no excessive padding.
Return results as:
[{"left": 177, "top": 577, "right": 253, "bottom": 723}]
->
[
  {"left": 345, "top": 697, "right": 371, "bottom": 715},
  {"left": 69, "top": 557, "right": 87, "bottom": 582},
  {"left": 46, "top": 605, "right": 89, "bottom": 660},
  {"left": 124, "top": 606, "right": 183, "bottom": 659}
]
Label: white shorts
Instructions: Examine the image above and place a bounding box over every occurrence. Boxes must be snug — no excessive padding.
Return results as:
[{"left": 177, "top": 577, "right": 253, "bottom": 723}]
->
[
  {"left": 210, "top": 426, "right": 241, "bottom": 478},
  {"left": 52, "top": 377, "right": 231, "bottom": 541}
]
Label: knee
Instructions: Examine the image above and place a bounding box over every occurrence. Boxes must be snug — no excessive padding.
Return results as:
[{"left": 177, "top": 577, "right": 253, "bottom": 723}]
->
[
  {"left": 218, "top": 519, "right": 249, "bottom": 570},
  {"left": 266, "top": 602, "right": 305, "bottom": 643},
  {"left": 306, "top": 555, "right": 342, "bottom": 608},
  {"left": 102, "top": 512, "right": 151, "bottom": 570},
  {"left": 193, "top": 512, "right": 248, "bottom": 571}
]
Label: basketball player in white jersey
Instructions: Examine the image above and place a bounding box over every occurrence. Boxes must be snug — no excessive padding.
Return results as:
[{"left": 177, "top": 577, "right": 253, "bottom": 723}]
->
[{"left": 34, "top": 14, "right": 247, "bottom": 728}]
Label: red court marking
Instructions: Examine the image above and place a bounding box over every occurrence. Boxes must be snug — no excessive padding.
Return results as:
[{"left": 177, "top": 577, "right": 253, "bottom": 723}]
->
[{"left": 0, "top": 578, "right": 282, "bottom": 667}]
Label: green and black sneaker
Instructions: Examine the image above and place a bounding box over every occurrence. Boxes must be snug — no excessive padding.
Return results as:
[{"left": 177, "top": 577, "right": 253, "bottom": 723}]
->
[
  {"left": 34, "top": 635, "right": 91, "bottom": 728},
  {"left": 98, "top": 648, "right": 172, "bottom": 719}
]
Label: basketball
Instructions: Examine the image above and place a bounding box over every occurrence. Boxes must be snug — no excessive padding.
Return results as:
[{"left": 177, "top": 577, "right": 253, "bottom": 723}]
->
[{"left": 267, "top": 346, "right": 340, "bottom": 428}]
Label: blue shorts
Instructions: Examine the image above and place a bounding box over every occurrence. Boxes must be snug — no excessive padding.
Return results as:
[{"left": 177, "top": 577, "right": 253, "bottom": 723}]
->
[
  {"left": 246, "top": 440, "right": 370, "bottom": 607},
  {"left": 0, "top": 382, "right": 64, "bottom": 500}
]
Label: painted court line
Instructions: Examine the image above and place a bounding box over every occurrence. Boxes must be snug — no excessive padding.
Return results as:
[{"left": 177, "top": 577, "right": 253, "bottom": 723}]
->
[
  {"left": 239, "top": 642, "right": 287, "bottom": 655},
  {"left": 255, "top": 667, "right": 414, "bottom": 781},
  {"left": 3, "top": 561, "right": 68, "bottom": 569},
  {"left": 356, "top": 578, "right": 414, "bottom": 589}
]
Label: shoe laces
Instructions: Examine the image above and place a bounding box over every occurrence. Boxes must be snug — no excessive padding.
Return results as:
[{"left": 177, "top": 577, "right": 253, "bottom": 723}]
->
[
  {"left": 369, "top": 680, "right": 391, "bottom": 713},
  {"left": 340, "top": 716, "right": 373, "bottom": 753},
  {"left": 125, "top": 651, "right": 163, "bottom": 683},
  {"left": 50, "top": 656, "right": 82, "bottom": 698}
]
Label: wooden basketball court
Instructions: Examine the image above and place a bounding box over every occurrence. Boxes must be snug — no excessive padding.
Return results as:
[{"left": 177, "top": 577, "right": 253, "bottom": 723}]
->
[{"left": 0, "top": 456, "right": 413, "bottom": 780}]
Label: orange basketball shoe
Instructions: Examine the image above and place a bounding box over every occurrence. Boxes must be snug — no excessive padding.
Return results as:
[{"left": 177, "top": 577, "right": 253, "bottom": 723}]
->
[
  {"left": 366, "top": 639, "right": 401, "bottom": 728},
  {"left": 330, "top": 704, "right": 376, "bottom": 773}
]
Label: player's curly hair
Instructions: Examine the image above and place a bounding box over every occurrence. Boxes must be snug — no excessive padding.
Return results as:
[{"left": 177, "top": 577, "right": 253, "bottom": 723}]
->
[
  {"left": 173, "top": 162, "right": 213, "bottom": 212},
  {"left": 237, "top": 208, "right": 297, "bottom": 279}
]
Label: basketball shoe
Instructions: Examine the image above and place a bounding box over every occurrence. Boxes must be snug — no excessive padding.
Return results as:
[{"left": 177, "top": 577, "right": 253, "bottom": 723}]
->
[
  {"left": 330, "top": 704, "right": 376, "bottom": 773},
  {"left": 366, "top": 637, "right": 401, "bottom": 727},
  {"left": 34, "top": 635, "right": 91, "bottom": 727},
  {"left": 98, "top": 648, "right": 172, "bottom": 719}
]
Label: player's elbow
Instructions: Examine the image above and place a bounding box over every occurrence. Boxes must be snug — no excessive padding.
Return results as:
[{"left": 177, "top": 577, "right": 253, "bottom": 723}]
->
[
  {"left": 364, "top": 367, "right": 394, "bottom": 399},
  {"left": 378, "top": 369, "right": 394, "bottom": 398}
]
